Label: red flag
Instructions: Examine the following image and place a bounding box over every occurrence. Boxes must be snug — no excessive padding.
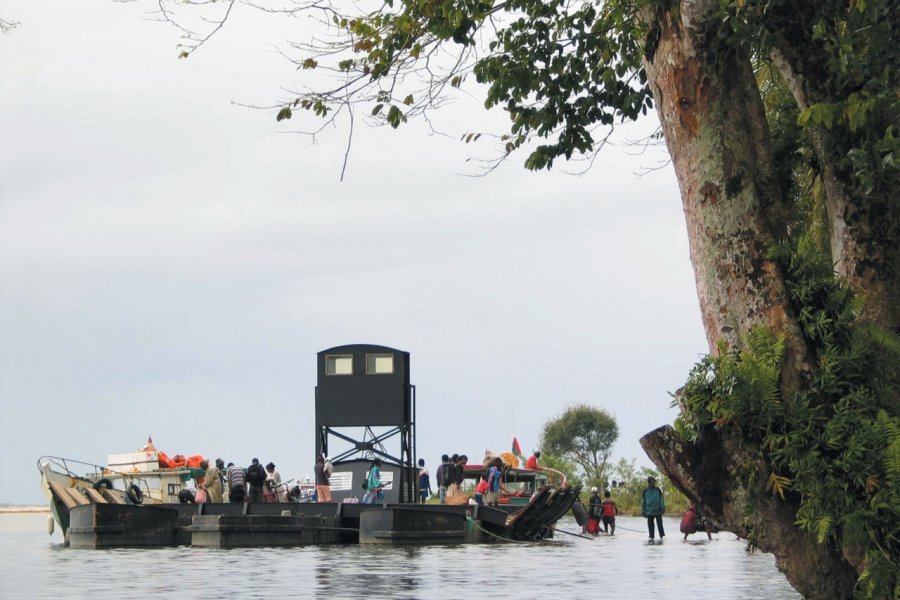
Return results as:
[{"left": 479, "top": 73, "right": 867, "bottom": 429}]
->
[{"left": 511, "top": 436, "right": 523, "bottom": 456}]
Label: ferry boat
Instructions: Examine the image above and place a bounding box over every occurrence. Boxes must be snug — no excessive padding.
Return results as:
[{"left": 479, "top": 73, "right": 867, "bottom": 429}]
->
[{"left": 38, "top": 439, "right": 201, "bottom": 534}]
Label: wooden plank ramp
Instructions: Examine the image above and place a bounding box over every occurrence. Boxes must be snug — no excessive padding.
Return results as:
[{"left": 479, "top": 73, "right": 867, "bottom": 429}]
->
[
  {"left": 63, "top": 487, "right": 89, "bottom": 507},
  {"left": 99, "top": 488, "right": 125, "bottom": 504},
  {"left": 47, "top": 481, "right": 78, "bottom": 510},
  {"left": 85, "top": 488, "right": 108, "bottom": 504}
]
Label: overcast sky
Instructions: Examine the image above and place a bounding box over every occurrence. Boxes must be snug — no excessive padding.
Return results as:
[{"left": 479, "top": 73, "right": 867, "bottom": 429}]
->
[{"left": 0, "top": 0, "right": 707, "bottom": 504}]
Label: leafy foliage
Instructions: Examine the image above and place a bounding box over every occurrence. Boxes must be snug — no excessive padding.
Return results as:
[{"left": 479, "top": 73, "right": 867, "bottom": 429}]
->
[
  {"left": 540, "top": 404, "right": 619, "bottom": 483},
  {"left": 719, "top": 0, "right": 900, "bottom": 200},
  {"left": 605, "top": 459, "right": 688, "bottom": 514},
  {"left": 675, "top": 236, "right": 900, "bottom": 598}
]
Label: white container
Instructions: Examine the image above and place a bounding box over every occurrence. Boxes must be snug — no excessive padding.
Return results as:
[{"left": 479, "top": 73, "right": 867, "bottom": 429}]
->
[{"left": 107, "top": 451, "right": 159, "bottom": 473}]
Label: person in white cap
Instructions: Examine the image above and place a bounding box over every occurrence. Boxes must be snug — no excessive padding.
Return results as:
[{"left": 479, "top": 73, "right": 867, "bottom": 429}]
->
[{"left": 587, "top": 486, "right": 602, "bottom": 534}]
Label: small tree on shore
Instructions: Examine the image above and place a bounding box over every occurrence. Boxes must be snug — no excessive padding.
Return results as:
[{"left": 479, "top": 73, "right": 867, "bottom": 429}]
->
[{"left": 540, "top": 404, "right": 618, "bottom": 484}]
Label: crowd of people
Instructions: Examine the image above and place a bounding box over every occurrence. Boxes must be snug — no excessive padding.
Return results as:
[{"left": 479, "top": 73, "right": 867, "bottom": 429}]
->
[
  {"left": 189, "top": 456, "right": 338, "bottom": 504},
  {"left": 417, "top": 449, "right": 543, "bottom": 505}
]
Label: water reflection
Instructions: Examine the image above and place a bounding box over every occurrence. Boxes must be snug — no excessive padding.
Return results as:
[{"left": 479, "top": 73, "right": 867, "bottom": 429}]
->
[{"left": 2, "top": 514, "right": 799, "bottom": 599}]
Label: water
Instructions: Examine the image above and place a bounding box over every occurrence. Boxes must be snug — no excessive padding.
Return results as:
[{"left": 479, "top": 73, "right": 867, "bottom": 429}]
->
[{"left": 1, "top": 513, "right": 799, "bottom": 599}]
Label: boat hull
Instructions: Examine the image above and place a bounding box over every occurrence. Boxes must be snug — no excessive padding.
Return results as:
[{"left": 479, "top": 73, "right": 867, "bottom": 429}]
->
[{"left": 69, "top": 503, "right": 181, "bottom": 549}]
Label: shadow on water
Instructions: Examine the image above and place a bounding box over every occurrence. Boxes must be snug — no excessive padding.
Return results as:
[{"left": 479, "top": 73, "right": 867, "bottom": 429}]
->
[{"left": 2, "top": 514, "right": 799, "bottom": 599}]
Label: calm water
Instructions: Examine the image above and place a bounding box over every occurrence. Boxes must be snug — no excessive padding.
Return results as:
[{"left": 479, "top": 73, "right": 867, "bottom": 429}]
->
[{"left": 1, "top": 513, "right": 799, "bottom": 599}]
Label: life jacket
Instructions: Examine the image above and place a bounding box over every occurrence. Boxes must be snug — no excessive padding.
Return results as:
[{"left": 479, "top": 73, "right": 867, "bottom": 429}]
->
[{"left": 602, "top": 500, "right": 616, "bottom": 518}]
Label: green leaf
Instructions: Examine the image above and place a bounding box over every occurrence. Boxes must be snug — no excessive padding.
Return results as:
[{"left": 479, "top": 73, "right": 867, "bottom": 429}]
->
[{"left": 276, "top": 107, "right": 292, "bottom": 122}]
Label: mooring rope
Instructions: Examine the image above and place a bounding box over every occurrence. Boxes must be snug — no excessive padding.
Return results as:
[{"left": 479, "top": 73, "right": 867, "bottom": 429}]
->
[
  {"left": 466, "top": 517, "right": 531, "bottom": 544},
  {"left": 551, "top": 527, "right": 595, "bottom": 540},
  {"left": 614, "top": 524, "right": 647, "bottom": 533}
]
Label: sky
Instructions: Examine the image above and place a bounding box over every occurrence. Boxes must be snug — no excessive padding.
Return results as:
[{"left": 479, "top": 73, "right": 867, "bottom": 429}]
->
[{"left": 0, "top": 0, "right": 708, "bottom": 505}]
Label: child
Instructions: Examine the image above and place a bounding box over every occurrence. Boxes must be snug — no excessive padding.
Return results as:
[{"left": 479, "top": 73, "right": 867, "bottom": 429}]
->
[
  {"left": 601, "top": 490, "right": 618, "bottom": 535},
  {"left": 474, "top": 477, "right": 488, "bottom": 505}
]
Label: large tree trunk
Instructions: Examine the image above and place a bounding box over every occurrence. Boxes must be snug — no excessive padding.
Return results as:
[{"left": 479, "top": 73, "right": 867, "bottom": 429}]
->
[
  {"left": 638, "top": 1, "right": 860, "bottom": 597},
  {"left": 765, "top": 19, "right": 900, "bottom": 330}
]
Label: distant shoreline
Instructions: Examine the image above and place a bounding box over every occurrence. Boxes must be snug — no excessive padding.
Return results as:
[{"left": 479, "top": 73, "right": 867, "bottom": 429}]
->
[{"left": 0, "top": 506, "right": 49, "bottom": 514}]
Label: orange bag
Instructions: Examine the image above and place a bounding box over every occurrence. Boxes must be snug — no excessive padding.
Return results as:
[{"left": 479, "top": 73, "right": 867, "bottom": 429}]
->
[{"left": 186, "top": 455, "right": 205, "bottom": 469}]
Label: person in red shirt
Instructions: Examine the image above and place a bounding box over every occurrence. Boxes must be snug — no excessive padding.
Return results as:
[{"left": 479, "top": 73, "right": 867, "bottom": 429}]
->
[
  {"left": 474, "top": 477, "right": 489, "bottom": 505},
  {"left": 525, "top": 451, "right": 540, "bottom": 470},
  {"left": 601, "top": 490, "right": 619, "bottom": 535}
]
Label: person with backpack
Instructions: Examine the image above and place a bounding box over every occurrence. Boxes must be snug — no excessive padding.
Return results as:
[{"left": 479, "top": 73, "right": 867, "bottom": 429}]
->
[
  {"left": 245, "top": 458, "right": 268, "bottom": 503},
  {"left": 485, "top": 457, "right": 502, "bottom": 507},
  {"left": 436, "top": 454, "right": 451, "bottom": 504},
  {"left": 601, "top": 490, "right": 619, "bottom": 535},
  {"left": 444, "top": 454, "right": 460, "bottom": 498},
  {"left": 417, "top": 458, "right": 432, "bottom": 502},
  {"left": 642, "top": 476, "right": 666, "bottom": 542}
]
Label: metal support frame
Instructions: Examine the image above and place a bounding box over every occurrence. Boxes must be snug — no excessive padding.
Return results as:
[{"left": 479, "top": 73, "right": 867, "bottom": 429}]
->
[{"left": 316, "top": 385, "right": 417, "bottom": 503}]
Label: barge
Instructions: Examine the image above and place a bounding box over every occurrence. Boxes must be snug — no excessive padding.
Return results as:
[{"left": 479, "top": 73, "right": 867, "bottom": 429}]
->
[{"left": 39, "top": 343, "right": 580, "bottom": 548}]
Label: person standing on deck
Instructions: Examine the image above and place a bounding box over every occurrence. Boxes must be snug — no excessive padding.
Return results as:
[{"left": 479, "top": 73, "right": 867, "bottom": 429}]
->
[
  {"left": 226, "top": 462, "right": 245, "bottom": 503},
  {"left": 642, "top": 476, "right": 666, "bottom": 542},
  {"left": 446, "top": 454, "right": 460, "bottom": 497},
  {"left": 474, "top": 476, "right": 488, "bottom": 505},
  {"left": 266, "top": 462, "right": 284, "bottom": 502},
  {"left": 417, "top": 458, "right": 432, "bottom": 502},
  {"left": 200, "top": 460, "right": 224, "bottom": 503},
  {"left": 315, "top": 455, "right": 332, "bottom": 502},
  {"left": 485, "top": 457, "right": 502, "bottom": 507},
  {"left": 436, "top": 454, "right": 450, "bottom": 504},
  {"left": 215, "top": 458, "right": 226, "bottom": 493},
  {"left": 453, "top": 455, "right": 468, "bottom": 496},
  {"left": 525, "top": 450, "right": 541, "bottom": 470},
  {"left": 363, "top": 459, "right": 384, "bottom": 504},
  {"left": 245, "top": 458, "right": 268, "bottom": 503}
]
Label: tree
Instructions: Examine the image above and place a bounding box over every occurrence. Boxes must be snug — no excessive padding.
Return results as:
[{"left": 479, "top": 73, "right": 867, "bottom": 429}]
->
[
  {"left": 539, "top": 404, "right": 618, "bottom": 484},
  {"left": 146, "top": 0, "right": 899, "bottom": 595}
]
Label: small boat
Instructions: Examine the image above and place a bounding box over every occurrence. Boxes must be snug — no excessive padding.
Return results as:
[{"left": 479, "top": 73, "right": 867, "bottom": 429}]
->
[{"left": 39, "top": 438, "right": 208, "bottom": 535}]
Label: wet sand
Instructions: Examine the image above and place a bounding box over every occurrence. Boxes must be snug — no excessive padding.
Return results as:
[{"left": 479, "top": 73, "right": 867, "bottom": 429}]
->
[{"left": 0, "top": 506, "right": 49, "bottom": 514}]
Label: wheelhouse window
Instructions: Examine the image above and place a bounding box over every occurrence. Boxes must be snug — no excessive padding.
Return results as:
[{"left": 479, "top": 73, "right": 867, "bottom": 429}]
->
[
  {"left": 325, "top": 355, "right": 353, "bottom": 375},
  {"left": 366, "top": 353, "right": 394, "bottom": 374}
]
